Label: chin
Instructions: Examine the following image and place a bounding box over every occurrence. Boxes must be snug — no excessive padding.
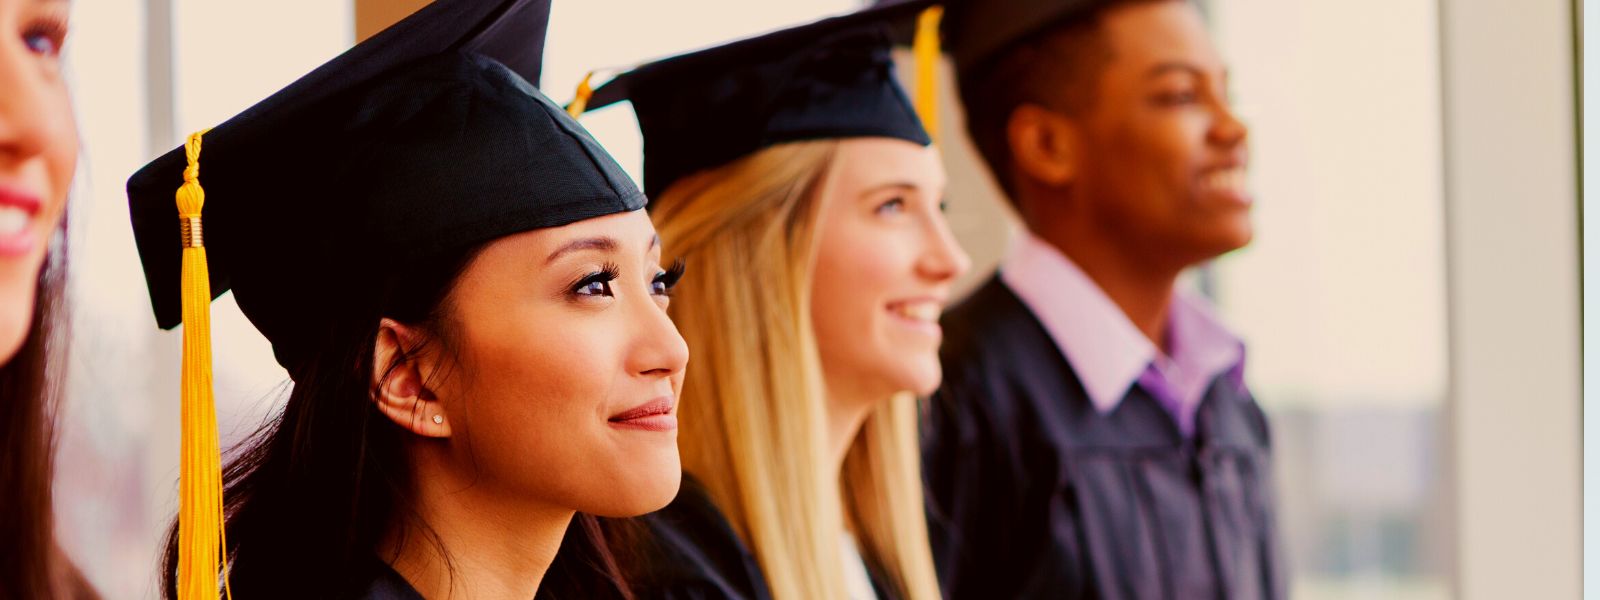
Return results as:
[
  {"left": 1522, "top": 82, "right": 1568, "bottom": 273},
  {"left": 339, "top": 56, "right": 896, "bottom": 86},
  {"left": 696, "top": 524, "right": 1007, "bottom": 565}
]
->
[
  {"left": 584, "top": 452, "right": 683, "bottom": 517},
  {"left": 1193, "top": 219, "right": 1254, "bottom": 259},
  {"left": 886, "top": 353, "right": 945, "bottom": 398}
]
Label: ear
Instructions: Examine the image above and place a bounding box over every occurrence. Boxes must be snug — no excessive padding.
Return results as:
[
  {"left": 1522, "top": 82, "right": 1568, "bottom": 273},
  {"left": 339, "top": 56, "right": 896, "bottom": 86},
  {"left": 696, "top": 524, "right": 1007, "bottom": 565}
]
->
[
  {"left": 1006, "top": 103, "right": 1082, "bottom": 188},
  {"left": 371, "top": 318, "right": 452, "bottom": 438}
]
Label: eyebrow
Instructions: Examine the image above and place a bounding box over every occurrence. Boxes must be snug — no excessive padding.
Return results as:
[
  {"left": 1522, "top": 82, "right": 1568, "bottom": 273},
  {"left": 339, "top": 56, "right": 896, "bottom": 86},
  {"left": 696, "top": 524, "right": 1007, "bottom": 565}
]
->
[
  {"left": 545, "top": 234, "right": 661, "bottom": 264},
  {"left": 1145, "top": 61, "right": 1231, "bottom": 84},
  {"left": 860, "top": 181, "right": 920, "bottom": 197},
  {"left": 1145, "top": 61, "right": 1205, "bottom": 79},
  {"left": 545, "top": 237, "right": 618, "bottom": 264}
]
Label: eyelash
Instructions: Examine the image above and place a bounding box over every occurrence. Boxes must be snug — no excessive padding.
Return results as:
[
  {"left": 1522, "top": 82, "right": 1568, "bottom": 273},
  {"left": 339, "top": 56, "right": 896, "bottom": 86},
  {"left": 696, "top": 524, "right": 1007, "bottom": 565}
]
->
[
  {"left": 569, "top": 259, "right": 687, "bottom": 299},
  {"left": 652, "top": 259, "right": 687, "bottom": 297},
  {"left": 876, "top": 197, "right": 953, "bottom": 215},
  {"left": 1154, "top": 90, "right": 1200, "bottom": 107},
  {"left": 22, "top": 15, "right": 68, "bottom": 59},
  {"left": 571, "top": 263, "right": 621, "bottom": 297}
]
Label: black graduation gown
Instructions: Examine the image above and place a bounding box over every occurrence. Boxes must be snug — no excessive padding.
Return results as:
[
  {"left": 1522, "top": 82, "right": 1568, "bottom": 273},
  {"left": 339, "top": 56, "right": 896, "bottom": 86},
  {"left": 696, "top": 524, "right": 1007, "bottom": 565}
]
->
[
  {"left": 355, "top": 562, "right": 425, "bottom": 600},
  {"left": 631, "top": 475, "right": 899, "bottom": 600},
  {"left": 924, "top": 276, "right": 1287, "bottom": 600}
]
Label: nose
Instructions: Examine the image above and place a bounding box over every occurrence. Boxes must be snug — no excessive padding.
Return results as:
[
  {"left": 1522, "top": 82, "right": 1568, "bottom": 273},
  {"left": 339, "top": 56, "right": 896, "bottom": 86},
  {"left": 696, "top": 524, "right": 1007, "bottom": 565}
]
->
[
  {"left": 0, "top": 43, "right": 67, "bottom": 167},
  {"left": 917, "top": 212, "right": 972, "bottom": 283},
  {"left": 1207, "top": 100, "right": 1249, "bottom": 151},
  {"left": 627, "top": 294, "right": 690, "bottom": 380}
]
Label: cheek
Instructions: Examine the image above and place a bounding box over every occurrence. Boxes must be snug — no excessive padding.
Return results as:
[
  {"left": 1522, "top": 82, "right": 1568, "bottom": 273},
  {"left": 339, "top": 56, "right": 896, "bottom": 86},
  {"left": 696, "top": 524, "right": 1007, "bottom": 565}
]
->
[
  {"left": 1094, "top": 116, "right": 1203, "bottom": 217},
  {"left": 448, "top": 304, "right": 617, "bottom": 472},
  {"left": 44, "top": 140, "right": 75, "bottom": 220},
  {"left": 448, "top": 302, "right": 680, "bottom": 515},
  {"left": 460, "top": 304, "right": 615, "bottom": 423},
  {"left": 812, "top": 228, "right": 900, "bottom": 345},
  {"left": 34, "top": 85, "right": 79, "bottom": 219},
  {"left": 811, "top": 226, "right": 939, "bottom": 391}
]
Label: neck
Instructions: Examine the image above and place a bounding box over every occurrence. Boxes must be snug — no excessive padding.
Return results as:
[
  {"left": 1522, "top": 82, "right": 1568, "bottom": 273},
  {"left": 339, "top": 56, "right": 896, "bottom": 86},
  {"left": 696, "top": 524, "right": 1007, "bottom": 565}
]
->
[
  {"left": 1029, "top": 200, "right": 1183, "bottom": 351},
  {"left": 382, "top": 447, "right": 573, "bottom": 600},
  {"left": 822, "top": 377, "right": 879, "bottom": 486}
]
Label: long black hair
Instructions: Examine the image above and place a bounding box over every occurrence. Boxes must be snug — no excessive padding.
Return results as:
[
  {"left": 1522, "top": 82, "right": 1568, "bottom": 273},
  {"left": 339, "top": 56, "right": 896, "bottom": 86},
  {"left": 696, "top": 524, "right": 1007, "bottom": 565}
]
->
[
  {"left": 0, "top": 229, "right": 97, "bottom": 599},
  {"left": 159, "top": 241, "right": 635, "bottom": 599}
]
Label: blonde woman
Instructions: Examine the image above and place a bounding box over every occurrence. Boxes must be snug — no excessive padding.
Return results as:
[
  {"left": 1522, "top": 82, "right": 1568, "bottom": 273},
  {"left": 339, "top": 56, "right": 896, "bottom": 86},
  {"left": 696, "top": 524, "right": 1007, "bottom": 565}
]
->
[{"left": 568, "top": 3, "right": 968, "bottom": 599}]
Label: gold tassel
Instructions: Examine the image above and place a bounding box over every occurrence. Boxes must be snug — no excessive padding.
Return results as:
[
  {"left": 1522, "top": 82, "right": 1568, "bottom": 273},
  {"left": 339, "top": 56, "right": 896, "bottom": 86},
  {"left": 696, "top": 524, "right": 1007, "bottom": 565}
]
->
[
  {"left": 565, "top": 71, "right": 597, "bottom": 118},
  {"left": 913, "top": 5, "right": 944, "bottom": 144},
  {"left": 174, "top": 130, "right": 232, "bottom": 600}
]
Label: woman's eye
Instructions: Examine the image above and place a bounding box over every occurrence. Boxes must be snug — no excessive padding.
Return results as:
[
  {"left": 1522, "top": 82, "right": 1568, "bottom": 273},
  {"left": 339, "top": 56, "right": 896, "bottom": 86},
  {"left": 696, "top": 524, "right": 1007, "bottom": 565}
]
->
[
  {"left": 576, "top": 280, "right": 612, "bottom": 296},
  {"left": 1153, "top": 90, "right": 1200, "bottom": 107},
  {"left": 652, "top": 259, "right": 687, "bottom": 296},
  {"left": 876, "top": 197, "right": 906, "bottom": 215},
  {"left": 24, "top": 33, "right": 59, "bottom": 57},
  {"left": 22, "top": 18, "right": 67, "bottom": 59},
  {"left": 572, "top": 267, "right": 619, "bottom": 298}
]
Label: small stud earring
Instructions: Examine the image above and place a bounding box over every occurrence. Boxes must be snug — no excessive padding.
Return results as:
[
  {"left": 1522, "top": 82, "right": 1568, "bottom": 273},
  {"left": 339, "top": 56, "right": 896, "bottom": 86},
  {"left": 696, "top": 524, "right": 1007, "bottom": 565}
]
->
[{"left": 432, "top": 415, "right": 444, "bottom": 425}]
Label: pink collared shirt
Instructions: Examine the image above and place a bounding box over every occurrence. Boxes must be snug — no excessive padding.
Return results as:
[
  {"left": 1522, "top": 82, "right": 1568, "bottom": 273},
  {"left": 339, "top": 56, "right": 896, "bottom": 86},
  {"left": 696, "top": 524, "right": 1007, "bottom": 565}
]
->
[{"left": 999, "top": 233, "right": 1246, "bottom": 437}]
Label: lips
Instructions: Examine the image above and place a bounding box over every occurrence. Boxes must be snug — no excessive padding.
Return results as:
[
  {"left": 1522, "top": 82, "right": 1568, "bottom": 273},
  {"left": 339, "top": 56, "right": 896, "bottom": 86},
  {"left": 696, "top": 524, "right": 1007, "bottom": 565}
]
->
[
  {"left": 608, "top": 396, "right": 677, "bottom": 432},
  {"left": 1198, "top": 166, "right": 1251, "bottom": 205},
  {"left": 886, "top": 297, "right": 946, "bottom": 341},
  {"left": 0, "top": 185, "right": 43, "bottom": 258},
  {"left": 888, "top": 299, "right": 941, "bottom": 323}
]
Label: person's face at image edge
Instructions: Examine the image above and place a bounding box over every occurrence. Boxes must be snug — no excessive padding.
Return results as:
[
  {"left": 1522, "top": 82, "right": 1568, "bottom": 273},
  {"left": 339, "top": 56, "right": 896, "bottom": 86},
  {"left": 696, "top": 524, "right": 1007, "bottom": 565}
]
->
[{"left": 0, "top": 0, "right": 75, "bottom": 363}]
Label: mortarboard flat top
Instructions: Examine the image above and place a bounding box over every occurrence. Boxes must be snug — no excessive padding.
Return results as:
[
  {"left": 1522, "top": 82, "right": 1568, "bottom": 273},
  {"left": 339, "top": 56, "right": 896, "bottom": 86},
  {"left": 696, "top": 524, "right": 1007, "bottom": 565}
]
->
[
  {"left": 582, "top": 0, "right": 936, "bottom": 199},
  {"left": 128, "top": 0, "right": 644, "bottom": 369}
]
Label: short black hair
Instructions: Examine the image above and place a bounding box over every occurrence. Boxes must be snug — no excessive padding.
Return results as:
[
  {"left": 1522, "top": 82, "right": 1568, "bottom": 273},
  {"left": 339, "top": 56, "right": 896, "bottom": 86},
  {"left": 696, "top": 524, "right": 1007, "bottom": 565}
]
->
[{"left": 955, "top": 0, "right": 1159, "bottom": 201}]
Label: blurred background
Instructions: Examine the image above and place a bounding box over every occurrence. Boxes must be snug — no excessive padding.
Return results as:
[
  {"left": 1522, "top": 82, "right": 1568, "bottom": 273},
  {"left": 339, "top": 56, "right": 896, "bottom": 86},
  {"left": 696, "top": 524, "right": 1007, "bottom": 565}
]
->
[{"left": 51, "top": 0, "right": 1580, "bottom": 598}]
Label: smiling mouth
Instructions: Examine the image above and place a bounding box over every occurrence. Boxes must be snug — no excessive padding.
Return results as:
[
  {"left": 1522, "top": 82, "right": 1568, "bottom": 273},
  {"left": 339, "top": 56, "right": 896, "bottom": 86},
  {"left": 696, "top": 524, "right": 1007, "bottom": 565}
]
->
[
  {"left": 0, "top": 188, "right": 42, "bottom": 257},
  {"left": 886, "top": 298, "right": 944, "bottom": 340},
  {"left": 887, "top": 299, "right": 941, "bottom": 323},
  {"left": 1199, "top": 167, "right": 1251, "bottom": 203},
  {"left": 608, "top": 397, "right": 677, "bottom": 432}
]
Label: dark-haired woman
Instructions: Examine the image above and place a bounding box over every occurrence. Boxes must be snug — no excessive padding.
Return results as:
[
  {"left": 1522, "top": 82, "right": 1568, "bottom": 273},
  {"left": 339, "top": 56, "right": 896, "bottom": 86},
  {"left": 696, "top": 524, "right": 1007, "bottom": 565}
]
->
[
  {"left": 128, "top": 1, "right": 686, "bottom": 598},
  {"left": 0, "top": 0, "right": 98, "bottom": 597}
]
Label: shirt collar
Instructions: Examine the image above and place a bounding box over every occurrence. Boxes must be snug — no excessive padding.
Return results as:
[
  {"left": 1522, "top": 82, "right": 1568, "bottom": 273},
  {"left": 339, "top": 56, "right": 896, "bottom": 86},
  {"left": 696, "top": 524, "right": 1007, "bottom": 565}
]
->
[
  {"left": 999, "top": 232, "right": 1245, "bottom": 415},
  {"left": 1000, "top": 232, "right": 1154, "bottom": 413}
]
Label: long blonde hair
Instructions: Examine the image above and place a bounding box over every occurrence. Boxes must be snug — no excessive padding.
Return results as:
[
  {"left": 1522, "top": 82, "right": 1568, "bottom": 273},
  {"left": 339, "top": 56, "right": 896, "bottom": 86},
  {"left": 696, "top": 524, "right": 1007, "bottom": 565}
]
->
[{"left": 651, "top": 140, "right": 941, "bottom": 600}]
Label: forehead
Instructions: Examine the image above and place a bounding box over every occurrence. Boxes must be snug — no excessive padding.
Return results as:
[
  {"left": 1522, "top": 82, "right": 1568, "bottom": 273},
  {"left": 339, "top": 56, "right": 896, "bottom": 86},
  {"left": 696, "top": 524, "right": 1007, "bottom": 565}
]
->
[
  {"left": 830, "top": 137, "right": 945, "bottom": 190},
  {"left": 1098, "top": 1, "right": 1224, "bottom": 74},
  {"left": 475, "top": 209, "right": 657, "bottom": 264},
  {"left": 4, "top": 0, "right": 68, "bottom": 12}
]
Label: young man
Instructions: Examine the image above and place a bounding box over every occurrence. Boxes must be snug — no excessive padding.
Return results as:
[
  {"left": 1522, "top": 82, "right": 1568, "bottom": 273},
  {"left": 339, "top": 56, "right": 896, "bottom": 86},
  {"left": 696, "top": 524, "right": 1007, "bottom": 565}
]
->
[{"left": 923, "top": 1, "right": 1286, "bottom": 598}]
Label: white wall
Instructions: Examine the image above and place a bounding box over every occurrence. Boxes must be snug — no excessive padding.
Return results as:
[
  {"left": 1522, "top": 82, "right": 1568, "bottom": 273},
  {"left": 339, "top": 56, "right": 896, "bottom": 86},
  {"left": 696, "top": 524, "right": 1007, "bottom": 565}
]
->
[{"left": 1441, "top": 0, "right": 1581, "bottom": 598}]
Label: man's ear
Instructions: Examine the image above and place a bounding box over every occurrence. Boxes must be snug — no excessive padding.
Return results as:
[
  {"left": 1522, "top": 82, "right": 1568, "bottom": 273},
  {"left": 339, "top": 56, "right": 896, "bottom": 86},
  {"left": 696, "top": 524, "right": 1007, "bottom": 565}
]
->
[
  {"left": 1006, "top": 103, "right": 1083, "bottom": 189},
  {"left": 371, "top": 318, "right": 451, "bottom": 438}
]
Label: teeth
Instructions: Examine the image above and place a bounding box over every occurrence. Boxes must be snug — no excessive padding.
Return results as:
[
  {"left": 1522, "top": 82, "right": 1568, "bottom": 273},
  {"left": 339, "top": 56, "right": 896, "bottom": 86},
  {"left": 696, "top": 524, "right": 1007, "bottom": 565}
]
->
[
  {"left": 1203, "top": 168, "right": 1247, "bottom": 195},
  {"left": 891, "top": 301, "right": 941, "bottom": 323},
  {"left": 0, "top": 206, "right": 29, "bottom": 236}
]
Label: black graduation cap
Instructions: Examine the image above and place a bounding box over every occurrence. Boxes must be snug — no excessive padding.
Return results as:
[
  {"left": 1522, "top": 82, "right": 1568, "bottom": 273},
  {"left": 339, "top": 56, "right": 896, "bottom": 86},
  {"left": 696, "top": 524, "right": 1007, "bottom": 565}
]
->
[
  {"left": 127, "top": 0, "right": 645, "bottom": 369},
  {"left": 937, "top": 0, "right": 1110, "bottom": 71},
  {"left": 575, "top": 0, "right": 940, "bottom": 199}
]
